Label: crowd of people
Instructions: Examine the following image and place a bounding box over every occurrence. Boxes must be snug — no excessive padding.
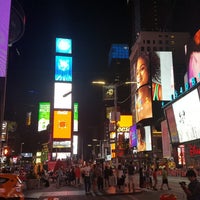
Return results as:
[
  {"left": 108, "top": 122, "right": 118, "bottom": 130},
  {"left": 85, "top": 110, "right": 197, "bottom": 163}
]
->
[{"left": 6, "top": 160, "right": 200, "bottom": 199}]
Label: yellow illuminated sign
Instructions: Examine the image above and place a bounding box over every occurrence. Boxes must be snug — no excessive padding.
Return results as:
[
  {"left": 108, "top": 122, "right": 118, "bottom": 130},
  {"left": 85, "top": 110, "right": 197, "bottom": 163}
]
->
[{"left": 53, "top": 110, "right": 72, "bottom": 139}]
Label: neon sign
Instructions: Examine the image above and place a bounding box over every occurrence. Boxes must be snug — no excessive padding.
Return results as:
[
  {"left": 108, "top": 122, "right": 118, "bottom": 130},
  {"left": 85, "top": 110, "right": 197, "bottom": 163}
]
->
[{"left": 189, "top": 144, "right": 200, "bottom": 156}]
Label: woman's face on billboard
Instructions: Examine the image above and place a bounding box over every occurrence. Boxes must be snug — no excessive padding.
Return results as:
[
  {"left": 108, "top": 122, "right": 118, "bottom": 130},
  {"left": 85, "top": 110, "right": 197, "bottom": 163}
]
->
[{"left": 136, "top": 56, "right": 149, "bottom": 87}]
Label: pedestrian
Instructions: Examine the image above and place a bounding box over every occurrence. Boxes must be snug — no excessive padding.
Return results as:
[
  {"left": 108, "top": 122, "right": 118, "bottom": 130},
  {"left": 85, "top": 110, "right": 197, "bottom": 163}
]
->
[
  {"left": 160, "top": 167, "right": 171, "bottom": 190},
  {"left": 74, "top": 165, "right": 81, "bottom": 187},
  {"left": 127, "top": 161, "right": 135, "bottom": 192},
  {"left": 81, "top": 162, "right": 92, "bottom": 194},
  {"left": 116, "top": 164, "right": 125, "bottom": 192},
  {"left": 104, "top": 166, "right": 110, "bottom": 188},
  {"left": 180, "top": 168, "right": 200, "bottom": 200},
  {"left": 152, "top": 168, "right": 158, "bottom": 190},
  {"left": 139, "top": 167, "right": 145, "bottom": 188}
]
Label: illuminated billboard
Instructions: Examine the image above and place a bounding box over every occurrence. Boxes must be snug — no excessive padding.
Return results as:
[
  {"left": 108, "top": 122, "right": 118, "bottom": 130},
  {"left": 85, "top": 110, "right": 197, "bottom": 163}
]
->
[
  {"left": 53, "top": 140, "right": 71, "bottom": 148},
  {"left": 0, "top": 0, "right": 11, "bottom": 77},
  {"left": 187, "top": 30, "right": 200, "bottom": 86},
  {"left": 38, "top": 102, "right": 50, "bottom": 132},
  {"left": 73, "top": 135, "right": 78, "bottom": 155},
  {"left": 129, "top": 125, "right": 137, "bottom": 147},
  {"left": 53, "top": 110, "right": 72, "bottom": 139},
  {"left": 55, "top": 56, "right": 72, "bottom": 82},
  {"left": 56, "top": 38, "right": 72, "bottom": 54},
  {"left": 136, "top": 124, "right": 152, "bottom": 152},
  {"left": 73, "top": 102, "right": 78, "bottom": 132},
  {"left": 172, "top": 88, "right": 200, "bottom": 143},
  {"left": 135, "top": 85, "right": 153, "bottom": 122},
  {"left": 135, "top": 51, "right": 174, "bottom": 101},
  {"left": 54, "top": 82, "right": 72, "bottom": 109}
]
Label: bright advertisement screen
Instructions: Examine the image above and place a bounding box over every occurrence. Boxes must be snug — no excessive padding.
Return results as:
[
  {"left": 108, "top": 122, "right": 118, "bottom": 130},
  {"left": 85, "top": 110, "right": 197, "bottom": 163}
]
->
[
  {"left": 73, "top": 135, "right": 78, "bottom": 155},
  {"left": 188, "top": 51, "right": 200, "bottom": 86},
  {"left": 56, "top": 38, "right": 72, "bottom": 54},
  {"left": 135, "top": 85, "right": 153, "bottom": 122},
  {"left": 52, "top": 152, "right": 71, "bottom": 160},
  {"left": 38, "top": 102, "right": 50, "bottom": 132},
  {"left": 137, "top": 125, "right": 152, "bottom": 152},
  {"left": 117, "top": 115, "right": 132, "bottom": 139},
  {"left": 53, "top": 110, "right": 72, "bottom": 139},
  {"left": 73, "top": 102, "right": 78, "bottom": 132},
  {"left": 164, "top": 104, "right": 179, "bottom": 143},
  {"left": 55, "top": 56, "right": 72, "bottom": 82},
  {"left": 161, "top": 120, "right": 171, "bottom": 158},
  {"left": 0, "top": 0, "right": 11, "bottom": 77},
  {"left": 54, "top": 82, "right": 72, "bottom": 109},
  {"left": 156, "top": 51, "right": 174, "bottom": 100},
  {"left": 129, "top": 125, "right": 137, "bottom": 148},
  {"left": 172, "top": 88, "right": 200, "bottom": 143},
  {"left": 134, "top": 51, "right": 174, "bottom": 101},
  {"left": 53, "top": 140, "right": 71, "bottom": 148}
]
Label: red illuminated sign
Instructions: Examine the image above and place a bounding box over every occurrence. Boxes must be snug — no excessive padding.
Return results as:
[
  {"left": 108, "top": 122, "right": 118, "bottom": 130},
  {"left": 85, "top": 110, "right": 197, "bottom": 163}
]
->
[{"left": 189, "top": 144, "right": 200, "bottom": 156}]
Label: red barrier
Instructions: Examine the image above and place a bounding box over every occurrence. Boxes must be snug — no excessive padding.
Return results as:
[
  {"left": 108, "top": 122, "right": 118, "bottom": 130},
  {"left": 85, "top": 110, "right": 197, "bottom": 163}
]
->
[{"left": 160, "top": 193, "right": 177, "bottom": 200}]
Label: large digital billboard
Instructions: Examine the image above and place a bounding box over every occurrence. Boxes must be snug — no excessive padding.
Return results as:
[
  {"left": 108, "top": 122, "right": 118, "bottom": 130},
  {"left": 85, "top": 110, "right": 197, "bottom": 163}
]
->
[
  {"left": 53, "top": 110, "right": 72, "bottom": 139},
  {"left": 135, "top": 85, "right": 153, "bottom": 122},
  {"left": 38, "top": 102, "right": 50, "bottom": 132},
  {"left": 172, "top": 88, "right": 200, "bottom": 143},
  {"left": 54, "top": 82, "right": 72, "bottom": 109},
  {"left": 134, "top": 51, "right": 174, "bottom": 123},
  {"left": 73, "top": 102, "right": 78, "bottom": 132},
  {"left": 56, "top": 38, "right": 72, "bottom": 54},
  {"left": 0, "top": 0, "right": 11, "bottom": 77},
  {"left": 135, "top": 51, "right": 174, "bottom": 101},
  {"left": 55, "top": 56, "right": 72, "bottom": 82},
  {"left": 164, "top": 104, "right": 179, "bottom": 143},
  {"left": 136, "top": 124, "right": 152, "bottom": 152},
  {"left": 186, "top": 30, "right": 200, "bottom": 87}
]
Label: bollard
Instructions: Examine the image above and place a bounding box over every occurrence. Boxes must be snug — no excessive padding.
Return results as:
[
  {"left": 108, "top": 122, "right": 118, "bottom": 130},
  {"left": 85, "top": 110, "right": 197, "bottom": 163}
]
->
[{"left": 160, "top": 193, "right": 177, "bottom": 200}]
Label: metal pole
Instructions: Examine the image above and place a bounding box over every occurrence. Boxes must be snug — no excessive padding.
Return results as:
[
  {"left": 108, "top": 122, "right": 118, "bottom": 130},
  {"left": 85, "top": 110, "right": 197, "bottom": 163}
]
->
[{"left": 114, "top": 84, "right": 118, "bottom": 168}]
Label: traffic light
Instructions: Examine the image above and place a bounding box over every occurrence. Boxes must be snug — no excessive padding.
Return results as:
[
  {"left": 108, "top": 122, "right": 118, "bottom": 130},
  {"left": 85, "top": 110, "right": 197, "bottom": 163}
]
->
[{"left": 3, "top": 146, "right": 10, "bottom": 156}]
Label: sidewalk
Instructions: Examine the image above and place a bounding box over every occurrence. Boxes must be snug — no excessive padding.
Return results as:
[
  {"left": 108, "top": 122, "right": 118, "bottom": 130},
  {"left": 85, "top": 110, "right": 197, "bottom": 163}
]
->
[{"left": 23, "top": 182, "right": 143, "bottom": 199}]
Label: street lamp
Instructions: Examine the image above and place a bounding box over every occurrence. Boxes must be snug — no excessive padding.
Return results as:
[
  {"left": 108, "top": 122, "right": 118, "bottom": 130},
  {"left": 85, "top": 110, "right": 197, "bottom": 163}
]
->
[
  {"left": 92, "top": 80, "right": 137, "bottom": 167},
  {"left": 20, "top": 142, "right": 24, "bottom": 156}
]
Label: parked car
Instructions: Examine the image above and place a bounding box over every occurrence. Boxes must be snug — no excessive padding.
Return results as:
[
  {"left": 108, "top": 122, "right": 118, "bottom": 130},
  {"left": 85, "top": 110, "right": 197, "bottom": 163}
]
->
[{"left": 0, "top": 173, "right": 24, "bottom": 200}]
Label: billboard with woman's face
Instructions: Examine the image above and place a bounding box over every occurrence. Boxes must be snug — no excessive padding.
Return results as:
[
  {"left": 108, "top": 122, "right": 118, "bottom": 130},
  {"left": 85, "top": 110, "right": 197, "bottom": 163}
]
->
[{"left": 134, "top": 51, "right": 174, "bottom": 122}]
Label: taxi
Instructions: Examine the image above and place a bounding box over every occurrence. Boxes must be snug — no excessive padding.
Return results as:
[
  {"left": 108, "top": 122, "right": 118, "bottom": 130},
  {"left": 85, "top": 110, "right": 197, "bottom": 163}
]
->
[{"left": 0, "top": 173, "right": 24, "bottom": 199}]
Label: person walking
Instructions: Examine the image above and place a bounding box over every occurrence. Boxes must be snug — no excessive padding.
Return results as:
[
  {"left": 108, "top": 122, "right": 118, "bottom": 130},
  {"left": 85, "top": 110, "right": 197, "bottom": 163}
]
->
[
  {"left": 82, "top": 162, "right": 92, "bottom": 194},
  {"left": 160, "top": 167, "right": 171, "bottom": 190},
  {"left": 127, "top": 161, "right": 135, "bottom": 192}
]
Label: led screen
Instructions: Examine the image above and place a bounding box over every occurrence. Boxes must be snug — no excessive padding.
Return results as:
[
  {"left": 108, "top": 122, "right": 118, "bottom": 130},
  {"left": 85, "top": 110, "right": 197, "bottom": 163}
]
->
[
  {"left": 38, "top": 102, "right": 50, "bottom": 132},
  {"left": 73, "top": 135, "right": 78, "bottom": 155},
  {"left": 188, "top": 51, "right": 200, "bottom": 86},
  {"left": 55, "top": 56, "right": 72, "bottom": 82},
  {"left": 136, "top": 125, "right": 152, "bottom": 152},
  {"left": 56, "top": 38, "right": 72, "bottom": 54},
  {"left": 53, "top": 110, "right": 72, "bottom": 139},
  {"left": 172, "top": 88, "right": 200, "bottom": 143},
  {"left": 164, "top": 104, "right": 179, "bottom": 143},
  {"left": 135, "top": 85, "right": 153, "bottom": 122},
  {"left": 129, "top": 125, "right": 137, "bottom": 147},
  {"left": 161, "top": 120, "right": 171, "bottom": 158},
  {"left": 73, "top": 102, "right": 78, "bottom": 132},
  {"left": 0, "top": 0, "right": 11, "bottom": 77},
  {"left": 54, "top": 82, "right": 72, "bottom": 109},
  {"left": 134, "top": 51, "right": 174, "bottom": 101},
  {"left": 53, "top": 140, "right": 71, "bottom": 148}
]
